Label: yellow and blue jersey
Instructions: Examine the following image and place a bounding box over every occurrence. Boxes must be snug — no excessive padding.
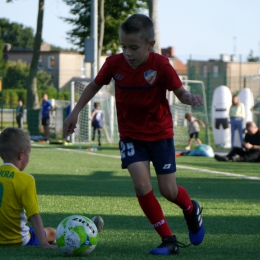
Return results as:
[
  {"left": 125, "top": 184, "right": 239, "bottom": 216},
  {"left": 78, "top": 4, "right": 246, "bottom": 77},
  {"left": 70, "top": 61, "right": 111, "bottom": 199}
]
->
[{"left": 0, "top": 163, "right": 39, "bottom": 245}]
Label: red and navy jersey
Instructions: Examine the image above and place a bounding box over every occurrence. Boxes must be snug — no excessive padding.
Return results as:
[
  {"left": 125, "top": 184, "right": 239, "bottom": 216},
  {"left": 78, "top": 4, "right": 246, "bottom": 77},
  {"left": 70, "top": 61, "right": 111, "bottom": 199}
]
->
[{"left": 94, "top": 52, "right": 182, "bottom": 141}]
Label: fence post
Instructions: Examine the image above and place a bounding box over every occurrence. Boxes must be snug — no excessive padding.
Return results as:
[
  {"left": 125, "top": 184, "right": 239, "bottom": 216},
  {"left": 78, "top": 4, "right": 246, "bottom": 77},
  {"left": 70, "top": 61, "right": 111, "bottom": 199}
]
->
[{"left": 1, "top": 68, "right": 4, "bottom": 130}]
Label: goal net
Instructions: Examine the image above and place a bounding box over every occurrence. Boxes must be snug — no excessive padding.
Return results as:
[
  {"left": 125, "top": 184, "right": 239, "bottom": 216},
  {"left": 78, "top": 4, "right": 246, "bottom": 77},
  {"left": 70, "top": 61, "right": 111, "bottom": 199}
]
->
[
  {"left": 170, "top": 79, "right": 210, "bottom": 147},
  {"left": 70, "top": 80, "right": 119, "bottom": 144},
  {"left": 70, "top": 79, "right": 209, "bottom": 147}
]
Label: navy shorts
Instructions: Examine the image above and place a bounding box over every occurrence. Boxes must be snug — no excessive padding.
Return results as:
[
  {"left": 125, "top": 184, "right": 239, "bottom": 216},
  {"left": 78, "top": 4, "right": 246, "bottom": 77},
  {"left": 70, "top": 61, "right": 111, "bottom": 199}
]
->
[
  {"left": 189, "top": 132, "right": 199, "bottom": 139},
  {"left": 42, "top": 117, "right": 50, "bottom": 126},
  {"left": 26, "top": 227, "right": 46, "bottom": 246},
  {"left": 119, "top": 138, "right": 176, "bottom": 174}
]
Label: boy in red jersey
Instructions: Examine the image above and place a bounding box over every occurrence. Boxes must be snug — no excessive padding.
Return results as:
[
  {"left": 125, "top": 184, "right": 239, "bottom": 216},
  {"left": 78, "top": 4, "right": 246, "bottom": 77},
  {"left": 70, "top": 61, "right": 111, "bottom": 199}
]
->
[{"left": 64, "top": 14, "right": 204, "bottom": 255}]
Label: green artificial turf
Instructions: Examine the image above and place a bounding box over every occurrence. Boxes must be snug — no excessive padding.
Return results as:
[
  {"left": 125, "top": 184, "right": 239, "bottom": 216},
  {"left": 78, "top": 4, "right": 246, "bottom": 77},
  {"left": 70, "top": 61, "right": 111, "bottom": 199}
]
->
[{"left": 0, "top": 145, "right": 259, "bottom": 260}]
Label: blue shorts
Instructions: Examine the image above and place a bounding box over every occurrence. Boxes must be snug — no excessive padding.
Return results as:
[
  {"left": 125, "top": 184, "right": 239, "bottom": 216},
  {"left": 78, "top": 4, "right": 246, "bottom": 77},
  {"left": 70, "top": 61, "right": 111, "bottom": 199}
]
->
[
  {"left": 119, "top": 138, "right": 176, "bottom": 174},
  {"left": 26, "top": 227, "right": 46, "bottom": 246}
]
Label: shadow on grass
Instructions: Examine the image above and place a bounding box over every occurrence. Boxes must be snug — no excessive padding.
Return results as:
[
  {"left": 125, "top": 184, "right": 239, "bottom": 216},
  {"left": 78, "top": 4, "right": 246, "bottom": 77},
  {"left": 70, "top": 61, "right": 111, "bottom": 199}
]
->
[
  {"left": 34, "top": 170, "right": 260, "bottom": 201},
  {"left": 1, "top": 212, "right": 259, "bottom": 260}
]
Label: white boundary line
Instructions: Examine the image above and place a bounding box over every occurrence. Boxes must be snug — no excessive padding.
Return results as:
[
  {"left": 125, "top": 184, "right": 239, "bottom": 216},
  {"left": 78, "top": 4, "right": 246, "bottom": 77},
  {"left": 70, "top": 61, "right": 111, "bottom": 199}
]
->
[{"left": 55, "top": 148, "right": 260, "bottom": 181}]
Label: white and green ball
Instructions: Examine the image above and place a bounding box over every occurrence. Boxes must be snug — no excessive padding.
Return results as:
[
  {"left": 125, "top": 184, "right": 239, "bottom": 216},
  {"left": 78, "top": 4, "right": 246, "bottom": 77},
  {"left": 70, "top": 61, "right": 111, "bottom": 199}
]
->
[{"left": 56, "top": 215, "right": 98, "bottom": 256}]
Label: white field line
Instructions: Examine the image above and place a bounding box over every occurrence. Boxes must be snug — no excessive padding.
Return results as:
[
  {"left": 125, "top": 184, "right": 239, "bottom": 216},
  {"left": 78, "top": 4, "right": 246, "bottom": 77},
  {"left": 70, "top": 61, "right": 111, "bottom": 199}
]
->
[{"left": 56, "top": 148, "right": 260, "bottom": 181}]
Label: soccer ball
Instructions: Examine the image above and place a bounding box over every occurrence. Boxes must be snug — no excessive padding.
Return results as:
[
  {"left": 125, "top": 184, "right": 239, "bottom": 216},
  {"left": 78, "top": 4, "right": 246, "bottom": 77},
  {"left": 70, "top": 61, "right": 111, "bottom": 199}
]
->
[{"left": 56, "top": 215, "right": 98, "bottom": 256}]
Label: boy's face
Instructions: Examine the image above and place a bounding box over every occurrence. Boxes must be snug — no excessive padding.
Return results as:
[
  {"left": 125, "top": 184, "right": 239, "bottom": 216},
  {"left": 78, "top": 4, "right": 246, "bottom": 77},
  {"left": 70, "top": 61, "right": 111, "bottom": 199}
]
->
[
  {"left": 19, "top": 146, "right": 31, "bottom": 171},
  {"left": 120, "top": 31, "right": 155, "bottom": 69},
  {"left": 43, "top": 94, "right": 48, "bottom": 101}
]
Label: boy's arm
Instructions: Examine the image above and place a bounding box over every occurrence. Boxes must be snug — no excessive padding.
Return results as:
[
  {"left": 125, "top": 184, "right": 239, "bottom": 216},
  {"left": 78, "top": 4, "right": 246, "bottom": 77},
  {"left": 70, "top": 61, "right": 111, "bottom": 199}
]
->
[
  {"left": 195, "top": 119, "right": 206, "bottom": 128},
  {"left": 174, "top": 86, "right": 203, "bottom": 108},
  {"left": 64, "top": 81, "right": 103, "bottom": 136},
  {"left": 90, "top": 111, "right": 96, "bottom": 121},
  {"left": 29, "top": 214, "right": 56, "bottom": 248}
]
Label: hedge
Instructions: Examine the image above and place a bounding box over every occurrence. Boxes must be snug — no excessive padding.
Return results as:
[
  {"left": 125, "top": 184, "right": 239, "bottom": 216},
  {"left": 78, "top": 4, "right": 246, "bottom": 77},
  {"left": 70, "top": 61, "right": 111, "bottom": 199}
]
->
[{"left": 0, "top": 89, "right": 70, "bottom": 108}]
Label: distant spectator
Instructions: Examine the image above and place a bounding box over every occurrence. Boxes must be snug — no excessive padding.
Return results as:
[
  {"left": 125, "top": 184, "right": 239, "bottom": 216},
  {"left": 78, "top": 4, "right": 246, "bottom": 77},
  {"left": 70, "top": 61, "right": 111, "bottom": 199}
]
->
[
  {"left": 41, "top": 93, "right": 54, "bottom": 142},
  {"left": 214, "top": 121, "right": 260, "bottom": 162},
  {"left": 16, "top": 100, "right": 24, "bottom": 129},
  {"left": 229, "top": 95, "right": 245, "bottom": 147}
]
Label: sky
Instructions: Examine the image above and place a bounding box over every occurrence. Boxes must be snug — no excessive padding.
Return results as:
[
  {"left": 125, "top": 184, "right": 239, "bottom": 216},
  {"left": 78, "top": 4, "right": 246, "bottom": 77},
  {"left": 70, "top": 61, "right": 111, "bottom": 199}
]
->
[{"left": 0, "top": 0, "right": 260, "bottom": 64}]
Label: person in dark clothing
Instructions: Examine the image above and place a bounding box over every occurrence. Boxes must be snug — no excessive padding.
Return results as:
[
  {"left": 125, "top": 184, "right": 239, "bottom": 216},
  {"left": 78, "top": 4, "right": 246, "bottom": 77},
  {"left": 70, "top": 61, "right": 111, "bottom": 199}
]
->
[
  {"left": 90, "top": 102, "right": 104, "bottom": 146},
  {"left": 214, "top": 121, "right": 260, "bottom": 162},
  {"left": 16, "top": 100, "right": 24, "bottom": 129}
]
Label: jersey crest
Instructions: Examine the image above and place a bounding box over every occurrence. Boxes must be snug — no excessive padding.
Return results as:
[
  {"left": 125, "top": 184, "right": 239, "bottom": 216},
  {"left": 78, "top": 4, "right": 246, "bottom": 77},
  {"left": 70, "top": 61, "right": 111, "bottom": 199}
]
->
[
  {"left": 144, "top": 69, "right": 157, "bottom": 84},
  {"left": 115, "top": 74, "right": 124, "bottom": 80}
]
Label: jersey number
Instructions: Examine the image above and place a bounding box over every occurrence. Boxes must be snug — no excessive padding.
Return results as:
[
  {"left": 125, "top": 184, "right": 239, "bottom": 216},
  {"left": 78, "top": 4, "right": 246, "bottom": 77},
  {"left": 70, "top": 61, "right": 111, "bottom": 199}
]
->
[{"left": 120, "top": 142, "right": 135, "bottom": 158}]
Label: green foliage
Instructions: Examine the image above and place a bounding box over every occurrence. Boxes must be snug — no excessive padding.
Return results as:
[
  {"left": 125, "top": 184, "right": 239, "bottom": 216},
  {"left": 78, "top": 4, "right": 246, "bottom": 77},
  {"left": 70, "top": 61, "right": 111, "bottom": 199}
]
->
[
  {"left": 38, "top": 87, "right": 57, "bottom": 101},
  {"left": 0, "top": 88, "right": 70, "bottom": 107},
  {"left": 0, "top": 18, "right": 35, "bottom": 49},
  {"left": 37, "top": 69, "right": 55, "bottom": 91},
  {"left": 3, "top": 60, "right": 55, "bottom": 91},
  {"left": 58, "top": 91, "right": 70, "bottom": 100},
  {"left": 4, "top": 60, "right": 30, "bottom": 89},
  {"left": 63, "top": 0, "right": 148, "bottom": 54},
  {"left": 247, "top": 50, "right": 259, "bottom": 62},
  {"left": 0, "top": 89, "right": 18, "bottom": 107}
]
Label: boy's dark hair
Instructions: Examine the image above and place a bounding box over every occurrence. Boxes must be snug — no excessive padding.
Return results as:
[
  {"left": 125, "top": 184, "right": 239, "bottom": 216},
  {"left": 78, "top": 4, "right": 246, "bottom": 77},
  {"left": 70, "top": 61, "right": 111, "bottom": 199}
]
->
[
  {"left": 245, "top": 121, "right": 254, "bottom": 129},
  {"left": 94, "top": 102, "right": 100, "bottom": 109},
  {"left": 185, "top": 113, "right": 192, "bottom": 119},
  {"left": 0, "top": 128, "right": 30, "bottom": 161},
  {"left": 120, "top": 14, "right": 154, "bottom": 43}
]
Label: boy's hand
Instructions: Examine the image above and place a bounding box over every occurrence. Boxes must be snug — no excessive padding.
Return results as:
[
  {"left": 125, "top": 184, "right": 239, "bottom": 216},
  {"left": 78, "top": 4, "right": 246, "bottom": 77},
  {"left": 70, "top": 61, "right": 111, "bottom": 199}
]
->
[
  {"left": 188, "top": 94, "right": 204, "bottom": 108},
  {"left": 64, "top": 113, "right": 78, "bottom": 137},
  {"left": 174, "top": 87, "right": 203, "bottom": 108}
]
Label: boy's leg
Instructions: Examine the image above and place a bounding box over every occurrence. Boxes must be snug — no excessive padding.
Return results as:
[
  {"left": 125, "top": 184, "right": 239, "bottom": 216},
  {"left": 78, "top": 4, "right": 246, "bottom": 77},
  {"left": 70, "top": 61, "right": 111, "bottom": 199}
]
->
[
  {"left": 44, "top": 227, "right": 56, "bottom": 243},
  {"left": 97, "top": 128, "right": 101, "bottom": 146},
  {"left": 185, "top": 138, "right": 193, "bottom": 150},
  {"left": 196, "top": 138, "right": 202, "bottom": 145},
  {"left": 128, "top": 162, "right": 172, "bottom": 237},
  {"left": 120, "top": 138, "right": 184, "bottom": 255},
  {"left": 158, "top": 174, "right": 204, "bottom": 246},
  {"left": 92, "top": 127, "right": 96, "bottom": 141},
  {"left": 153, "top": 137, "right": 204, "bottom": 247},
  {"left": 128, "top": 161, "right": 179, "bottom": 255}
]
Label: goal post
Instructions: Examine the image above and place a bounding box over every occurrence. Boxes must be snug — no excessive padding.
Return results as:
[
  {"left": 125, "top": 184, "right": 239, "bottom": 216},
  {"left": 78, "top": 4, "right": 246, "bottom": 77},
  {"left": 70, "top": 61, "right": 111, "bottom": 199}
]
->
[
  {"left": 70, "top": 79, "right": 210, "bottom": 147},
  {"left": 168, "top": 79, "right": 210, "bottom": 147},
  {"left": 70, "top": 80, "right": 119, "bottom": 144}
]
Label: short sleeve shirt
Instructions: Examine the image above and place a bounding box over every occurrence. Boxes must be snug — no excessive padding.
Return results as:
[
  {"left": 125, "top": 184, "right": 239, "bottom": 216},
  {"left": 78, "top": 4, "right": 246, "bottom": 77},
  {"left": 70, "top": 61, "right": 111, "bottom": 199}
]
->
[
  {"left": 41, "top": 100, "right": 51, "bottom": 118},
  {"left": 0, "top": 164, "right": 39, "bottom": 245},
  {"left": 94, "top": 52, "right": 182, "bottom": 141},
  {"left": 244, "top": 130, "right": 260, "bottom": 145}
]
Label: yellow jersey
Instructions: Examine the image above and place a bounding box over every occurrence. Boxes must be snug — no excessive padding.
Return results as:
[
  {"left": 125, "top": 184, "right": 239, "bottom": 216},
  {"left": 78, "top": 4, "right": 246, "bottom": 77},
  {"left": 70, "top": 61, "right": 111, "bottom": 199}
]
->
[{"left": 0, "top": 163, "right": 39, "bottom": 245}]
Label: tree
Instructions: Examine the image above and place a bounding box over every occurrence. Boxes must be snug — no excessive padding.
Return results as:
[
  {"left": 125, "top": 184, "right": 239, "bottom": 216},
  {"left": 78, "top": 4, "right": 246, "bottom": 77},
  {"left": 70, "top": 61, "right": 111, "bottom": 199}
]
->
[
  {"left": 25, "top": 0, "right": 44, "bottom": 110},
  {"left": 147, "top": 0, "right": 160, "bottom": 54},
  {"left": 4, "top": 60, "right": 54, "bottom": 90},
  {"left": 62, "top": 0, "right": 148, "bottom": 55},
  {"left": 7, "top": 0, "right": 45, "bottom": 135},
  {"left": 0, "top": 40, "right": 5, "bottom": 71},
  {"left": 0, "top": 18, "right": 35, "bottom": 49},
  {"left": 7, "top": 0, "right": 44, "bottom": 111},
  {"left": 247, "top": 50, "right": 259, "bottom": 62}
]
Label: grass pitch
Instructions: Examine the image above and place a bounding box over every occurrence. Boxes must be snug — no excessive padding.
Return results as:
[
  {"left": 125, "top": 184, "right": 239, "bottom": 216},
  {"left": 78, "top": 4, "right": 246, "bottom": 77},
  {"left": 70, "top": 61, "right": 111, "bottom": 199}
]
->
[{"left": 0, "top": 144, "right": 259, "bottom": 260}]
